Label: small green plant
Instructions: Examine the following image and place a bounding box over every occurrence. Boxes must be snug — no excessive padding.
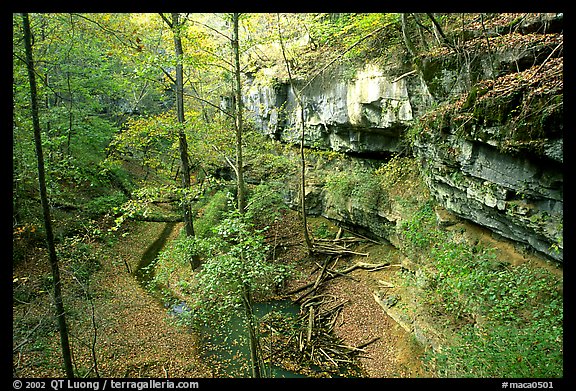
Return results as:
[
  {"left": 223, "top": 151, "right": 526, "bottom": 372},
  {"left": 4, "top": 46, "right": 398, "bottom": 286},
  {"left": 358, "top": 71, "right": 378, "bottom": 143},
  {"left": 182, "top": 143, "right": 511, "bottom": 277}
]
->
[
  {"left": 375, "top": 155, "right": 415, "bottom": 189},
  {"left": 398, "top": 201, "right": 563, "bottom": 378},
  {"left": 84, "top": 191, "right": 128, "bottom": 218},
  {"left": 434, "top": 311, "right": 563, "bottom": 378},
  {"left": 313, "top": 221, "right": 331, "bottom": 239},
  {"left": 145, "top": 232, "right": 206, "bottom": 300},
  {"left": 194, "top": 190, "right": 232, "bottom": 238},
  {"left": 57, "top": 235, "right": 101, "bottom": 285},
  {"left": 398, "top": 201, "right": 439, "bottom": 256}
]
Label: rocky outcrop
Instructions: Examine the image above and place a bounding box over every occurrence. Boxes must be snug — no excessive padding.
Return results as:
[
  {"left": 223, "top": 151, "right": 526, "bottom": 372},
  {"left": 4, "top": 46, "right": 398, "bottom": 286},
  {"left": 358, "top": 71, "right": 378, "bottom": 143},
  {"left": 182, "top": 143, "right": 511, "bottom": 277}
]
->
[
  {"left": 415, "top": 136, "right": 563, "bottom": 262},
  {"left": 414, "top": 48, "right": 563, "bottom": 262},
  {"left": 242, "top": 13, "right": 563, "bottom": 262},
  {"left": 244, "top": 63, "right": 425, "bottom": 155}
]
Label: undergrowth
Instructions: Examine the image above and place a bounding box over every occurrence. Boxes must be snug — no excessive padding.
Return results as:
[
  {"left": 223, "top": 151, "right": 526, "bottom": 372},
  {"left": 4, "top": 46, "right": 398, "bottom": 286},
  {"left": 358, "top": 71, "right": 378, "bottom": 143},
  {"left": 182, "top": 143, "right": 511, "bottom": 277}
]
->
[{"left": 399, "top": 202, "right": 563, "bottom": 378}]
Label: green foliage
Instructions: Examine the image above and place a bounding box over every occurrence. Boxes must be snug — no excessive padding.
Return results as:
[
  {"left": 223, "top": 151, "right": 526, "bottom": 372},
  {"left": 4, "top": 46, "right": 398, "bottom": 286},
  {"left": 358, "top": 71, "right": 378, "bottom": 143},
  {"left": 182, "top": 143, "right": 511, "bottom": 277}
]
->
[
  {"left": 313, "top": 222, "right": 331, "bottom": 239},
  {"left": 158, "top": 234, "right": 200, "bottom": 269},
  {"left": 189, "top": 209, "right": 292, "bottom": 331},
  {"left": 194, "top": 190, "right": 233, "bottom": 238},
  {"left": 398, "top": 201, "right": 439, "bottom": 254},
  {"left": 308, "top": 13, "right": 400, "bottom": 50},
  {"left": 243, "top": 131, "right": 298, "bottom": 182},
  {"left": 434, "top": 312, "right": 563, "bottom": 378},
  {"left": 324, "top": 167, "right": 384, "bottom": 211},
  {"left": 245, "top": 182, "right": 289, "bottom": 228},
  {"left": 398, "top": 202, "right": 563, "bottom": 377},
  {"left": 57, "top": 235, "right": 101, "bottom": 286},
  {"left": 375, "top": 155, "right": 418, "bottom": 190},
  {"left": 142, "top": 232, "right": 208, "bottom": 304},
  {"left": 84, "top": 191, "right": 128, "bottom": 218},
  {"left": 105, "top": 112, "right": 176, "bottom": 177}
]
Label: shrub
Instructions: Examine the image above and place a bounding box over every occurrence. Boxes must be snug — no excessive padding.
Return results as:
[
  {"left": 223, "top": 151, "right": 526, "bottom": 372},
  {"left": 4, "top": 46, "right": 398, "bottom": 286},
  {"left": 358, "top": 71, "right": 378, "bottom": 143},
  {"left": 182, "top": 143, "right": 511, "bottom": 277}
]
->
[
  {"left": 245, "top": 182, "right": 289, "bottom": 228},
  {"left": 190, "top": 210, "right": 293, "bottom": 331},
  {"left": 398, "top": 201, "right": 563, "bottom": 378},
  {"left": 324, "top": 168, "right": 384, "bottom": 212},
  {"left": 84, "top": 191, "right": 127, "bottom": 218}
]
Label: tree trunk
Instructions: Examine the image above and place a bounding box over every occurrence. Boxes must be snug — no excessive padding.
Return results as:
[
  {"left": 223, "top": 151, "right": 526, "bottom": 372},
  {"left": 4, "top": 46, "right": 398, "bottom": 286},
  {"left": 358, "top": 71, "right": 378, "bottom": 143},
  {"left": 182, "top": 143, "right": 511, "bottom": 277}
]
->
[
  {"left": 298, "top": 106, "right": 313, "bottom": 252},
  {"left": 21, "top": 12, "right": 75, "bottom": 379},
  {"left": 232, "top": 13, "right": 259, "bottom": 378},
  {"left": 426, "top": 13, "right": 451, "bottom": 47},
  {"left": 401, "top": 13, "right": 418, "bottom": 59},
  {"left": 276, "top": 14, "right": 313, "bottom": 253},
  {"left": 231, "top": 13, "right": 246, "bottom": 213},
  {"left": 169, "top": 13, "right": 200, "bottom": 269},
  {"left": 242, "top": 283, "right": 262, "bottom": 378}
]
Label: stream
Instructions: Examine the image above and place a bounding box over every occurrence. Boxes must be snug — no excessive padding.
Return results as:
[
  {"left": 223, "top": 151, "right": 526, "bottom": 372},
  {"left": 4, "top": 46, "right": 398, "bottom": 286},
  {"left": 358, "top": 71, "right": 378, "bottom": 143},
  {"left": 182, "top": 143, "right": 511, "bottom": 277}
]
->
[
  {"left": 177, "top": 299, "right": 307, "bottom": 378},
  {"left": 134, "top": 222, "right": 308, "bottom": 378}
]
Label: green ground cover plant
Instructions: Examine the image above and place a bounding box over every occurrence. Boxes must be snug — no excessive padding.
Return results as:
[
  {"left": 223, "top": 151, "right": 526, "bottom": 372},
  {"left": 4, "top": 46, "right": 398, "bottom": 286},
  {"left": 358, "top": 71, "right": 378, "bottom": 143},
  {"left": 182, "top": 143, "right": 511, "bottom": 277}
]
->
[{"left": 399, "top": 203, "right": 563, "bottom": 377}]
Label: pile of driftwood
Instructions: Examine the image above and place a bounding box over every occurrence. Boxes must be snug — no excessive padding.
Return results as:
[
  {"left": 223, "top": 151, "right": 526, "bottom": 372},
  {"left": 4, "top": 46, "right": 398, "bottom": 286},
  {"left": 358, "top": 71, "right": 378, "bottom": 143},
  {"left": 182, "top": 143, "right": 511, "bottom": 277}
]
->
[
  {"left": 261, "top": 240, "right": 390, "bottom": 375},
  {"left": 291, "top": 294, "right": 380, "bottom": 373},
  {"left": 310, "top": 237, "right": 371, "bottom": 256},
  {"left": 292, "top": 258, "right": 388, "bottom": 372}
]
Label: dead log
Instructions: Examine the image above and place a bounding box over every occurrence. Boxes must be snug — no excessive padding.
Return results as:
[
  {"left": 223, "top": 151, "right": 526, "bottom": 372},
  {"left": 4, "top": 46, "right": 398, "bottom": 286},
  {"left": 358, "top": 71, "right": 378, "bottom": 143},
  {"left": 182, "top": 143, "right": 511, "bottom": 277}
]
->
[
  {"left": 311, "top": 243, "right": 369, "bottom": 257},
  {"left": 319, "top": 347, "right": 338, "bottom": 367},
  {"left": 307, "top": 306, "right": 314, "bottom": 343},
  {"left": 313, "top": 256, "right": 331, "bottom": 291},
  {"left": 290, "top": 261, "right": 391, "bottom": 301}
]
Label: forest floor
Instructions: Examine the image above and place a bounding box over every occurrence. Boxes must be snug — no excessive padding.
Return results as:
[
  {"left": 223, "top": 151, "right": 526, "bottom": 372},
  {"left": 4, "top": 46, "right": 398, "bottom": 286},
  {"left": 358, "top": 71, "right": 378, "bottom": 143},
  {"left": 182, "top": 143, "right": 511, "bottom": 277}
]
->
[
  {"left": 13, "top": 210, "right": 429, "bottom": 378},
  {"left": 13, "top": 220, "right": 211, "bottom": 378}
]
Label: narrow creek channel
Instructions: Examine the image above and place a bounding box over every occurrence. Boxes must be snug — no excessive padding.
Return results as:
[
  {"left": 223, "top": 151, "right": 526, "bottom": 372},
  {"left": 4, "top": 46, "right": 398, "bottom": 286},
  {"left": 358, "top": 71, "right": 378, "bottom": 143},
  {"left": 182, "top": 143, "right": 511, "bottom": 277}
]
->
[
  {"left": 133, "top": 222, "right": 308, "bottom": 378},
  {"left": 134, "top": 222, "right": 177, "bottom": 287}
]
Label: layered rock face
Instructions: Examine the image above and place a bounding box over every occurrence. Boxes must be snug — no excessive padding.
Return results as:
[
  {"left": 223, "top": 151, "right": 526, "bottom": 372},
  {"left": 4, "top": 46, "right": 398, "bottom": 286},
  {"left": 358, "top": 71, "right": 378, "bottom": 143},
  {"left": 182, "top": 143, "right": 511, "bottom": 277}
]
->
[
  {"left": 242, "top": 13, "right": 563, "bottom": 262},
  {"left": 244, "top": 64, "right": 426, "bottom": 155}
]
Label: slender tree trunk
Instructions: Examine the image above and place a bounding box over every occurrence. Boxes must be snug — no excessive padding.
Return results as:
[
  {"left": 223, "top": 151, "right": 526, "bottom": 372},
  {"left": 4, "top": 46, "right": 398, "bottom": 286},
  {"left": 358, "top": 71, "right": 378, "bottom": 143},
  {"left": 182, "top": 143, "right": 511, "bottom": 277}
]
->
[
  {"left": 231, "top": 13, "right": 246, "bottom": 213},
  {"left": 66, "top": 71, "right": 73, "bottom": 155},
  {"left": 171, "top": 13, "right": 194, "bottom": 236},
  {"left": 276, "top": 14, "right": 313, "bottom": 253},
  {"left": 21, "top": 12, "right": 75, "bottom": 379},
  {"left": 298, "top": 107, "right": 313, "bottom": 252},
  {"left": 241, "top": 283, "right": 262, "bottom": 378},
  {"left": 168, "top": 13, "right": 200, "bottom": 269},
  {"left": 232, "top": 13, "right": 260, "bottom": 378},
  {"left": 401, "top": 13, "right": 418, "bottom": 59},
  {"left": 426, "top": 13, "right": 451, "bottom": 47}
]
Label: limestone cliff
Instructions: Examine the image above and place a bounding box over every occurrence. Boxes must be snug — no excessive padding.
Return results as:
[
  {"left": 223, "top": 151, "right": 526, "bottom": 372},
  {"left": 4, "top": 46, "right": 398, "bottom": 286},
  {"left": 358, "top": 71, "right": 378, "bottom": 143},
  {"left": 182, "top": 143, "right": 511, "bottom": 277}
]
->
[{"left": 242, "top": 13, "right": 563, "bottom": 262}]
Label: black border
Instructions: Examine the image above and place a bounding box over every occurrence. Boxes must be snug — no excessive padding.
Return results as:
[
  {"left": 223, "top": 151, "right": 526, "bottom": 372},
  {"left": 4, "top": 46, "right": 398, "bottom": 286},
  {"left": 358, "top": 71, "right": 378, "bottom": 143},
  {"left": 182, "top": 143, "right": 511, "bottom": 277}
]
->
[{"left": 7, "top": 7, "right": 572, "bottom": 390}]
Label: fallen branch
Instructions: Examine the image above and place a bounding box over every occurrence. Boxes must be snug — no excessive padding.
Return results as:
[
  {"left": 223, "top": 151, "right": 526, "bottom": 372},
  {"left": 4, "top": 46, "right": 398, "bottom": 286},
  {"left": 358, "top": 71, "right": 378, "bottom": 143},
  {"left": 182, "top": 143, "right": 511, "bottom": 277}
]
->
[
  {"left": 392, "top": 69, "right": 417, "bottom": 83},
  {"left": 530, "top": 40, "right": 563, "bottom": 80},
  {"left": 311, "top": 243, "right": 369, "bottom": 256},
  {"left": 377, "top": 280, "right": 394, "bottom": 288},
  {"left": 307, "top": 306, "right": 314, "bottom": 343},
  {"left": 356, "top": 336, "right": 380, "bottom": 350},
  {"left": 313, "top": 256, "right": 331, "bottom": 291},
  {"left": 338, "top": 261, "right": 391, "bottom": 274},
  {"left": 336, "top": 343, "right": 366, "bottom": 353},
  {"left": 314, "top": 237, "right": 369, "bottom": 244},
  {"left": 319, "top": 347, "right": 338, "bottom": 367},
  {"left": 290, "top": 261, "right": 390, "bottom": 301}
]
